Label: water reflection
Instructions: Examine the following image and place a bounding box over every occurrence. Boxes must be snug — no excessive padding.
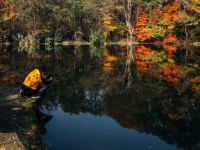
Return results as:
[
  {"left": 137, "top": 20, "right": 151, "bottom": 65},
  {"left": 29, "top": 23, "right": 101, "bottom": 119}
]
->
[{"left": 0, "top": 44, "right": 200, "bottom": 150}]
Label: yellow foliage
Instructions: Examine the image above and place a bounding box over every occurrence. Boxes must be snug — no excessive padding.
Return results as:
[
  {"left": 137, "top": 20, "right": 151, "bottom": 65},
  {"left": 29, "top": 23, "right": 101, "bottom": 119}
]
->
[
  {"left": 163, "top": 105, "right": 188, "bottom": 120},
  {"left": 101, "top": 14, "right": 117, "bottom": 39},
  {"left": 102, "top": 49, "right": 117, "bottom": 62},
  {"left": 191, "top": 0, "right": 200, "bottom": 5},
  {"left": 191, "top": 0, "right": 200, "bottom": 13},
  {"left": 0, "top": 0, "right": 16, "bottom": 22},
  {"left": 135, "top": 1, "right": 184, "bottom": 41},
  {"left": 191, "top": 76, "right": 200, "bottom": 95},
  {"left": 192, "top": 85, "right": 200, "bottom": 95},
  {"left": 102, "top": 49, "right": 117, "bottom": 72},
  {"left": 191, "top": 76, "right": 200, "bottom": 83}
]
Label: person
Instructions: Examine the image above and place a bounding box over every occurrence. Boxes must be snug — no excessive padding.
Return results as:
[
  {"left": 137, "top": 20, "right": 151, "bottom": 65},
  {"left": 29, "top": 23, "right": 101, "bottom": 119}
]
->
[{"left": 20, "top": 66, "right": 52, "bottom": 97}]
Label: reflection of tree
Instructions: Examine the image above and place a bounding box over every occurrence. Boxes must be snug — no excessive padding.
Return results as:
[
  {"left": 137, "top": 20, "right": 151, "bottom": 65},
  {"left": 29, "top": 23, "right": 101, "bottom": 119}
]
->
[
  {"left": 135, "top": 45, "right": 153, "bottom": 75},
  {"left": 48, "top": 45, "right": 98, "bottom": 81},
  {"left": 162, "top": 32, "right": 178, "bottom": 58},
  {"left": 161, "top": 63, "right": 180, "bottom": 85},
  {"left": 124, "top": 46, "right": 136, "bottom": 89},
  {"left": 102, "top": 48, "right": 117, "bottom": 73},
  {"left": 106, "top": 84, "right": 200, "bottom": 150},
  {"left": 44, "top": 62, "right": 200, "bottom": 150},
  {"left": 46, "top": 82, "right": 106, "bottom": 116},
  {"left": 134, "top": 45, "right": 181, "bottom": 86},
  {"left": 191, "top": 76, "right": 200, "bottom": 96}
]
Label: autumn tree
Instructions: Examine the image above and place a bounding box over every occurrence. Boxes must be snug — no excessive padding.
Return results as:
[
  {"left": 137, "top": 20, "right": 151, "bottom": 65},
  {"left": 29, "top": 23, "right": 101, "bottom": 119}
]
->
[
  {"left": 1, "top": 0, "right": 200, "bottom": 43},
  {"left": 134, "top": 0, "right": 184, "bottom": 42},
  {"left": 101, "top": 12, "right": 117, "bottom": 40}
]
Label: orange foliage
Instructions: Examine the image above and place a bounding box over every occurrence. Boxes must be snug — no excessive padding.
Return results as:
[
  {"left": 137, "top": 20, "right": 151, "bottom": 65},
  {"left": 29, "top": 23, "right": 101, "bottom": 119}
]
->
[
  {"left": 162, "top": 31, "right": 178, "bottom": 57},
  {"left": 151, "top": 8, "right": 160, "bottom": 24},
  {"left": 163, "top": 31, "right": 178, "bottom": 43},
  {"left": 161, "top": 0, "right": 182, "bottom": 24},
  {"left": 134, "top": 0, "right": 183, "bottom": 42},
  {"left": 161, "top": 64, "right": 180, "bottom": 85},
  {"left": 101, "top": 13, "right": 117, "bottom": 39},
  {"left": 102, "top": 49, "right": 117, "bottom": 73},
  {"left": 135, "top": 46, "right": 153, "bottom": 74},
  {"left": 0, "top": 147, "right": 5, "bottom": 150},
  {"left": 191, "top": 0, "right": 200, "bottom": 13},
  {"left": 134, "top": 11, "right": 150, "bottom": 42},
  {"left": 191, "top": 76, "right": 200, "bottom": 95},
  {"left": 135, "top": 45, "right": 180, "bottom": 85}
]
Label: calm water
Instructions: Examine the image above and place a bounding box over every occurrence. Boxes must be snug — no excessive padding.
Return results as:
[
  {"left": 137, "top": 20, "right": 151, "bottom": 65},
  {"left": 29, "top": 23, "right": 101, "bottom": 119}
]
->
[
  {"left": 41, "top": 107, "right": 178, "bottom": 150},
  {"left": 1, "top": 44, "right": 200, "bottom": 150}
]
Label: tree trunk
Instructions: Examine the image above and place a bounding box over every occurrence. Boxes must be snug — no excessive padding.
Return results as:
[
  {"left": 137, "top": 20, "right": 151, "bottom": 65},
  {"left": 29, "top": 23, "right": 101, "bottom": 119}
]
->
[
  {"left": 123, "top": 0, "right": 135, "bottom": 44},
  {"left": 184, "top": 23, "right": 189, "bottom": 43}
]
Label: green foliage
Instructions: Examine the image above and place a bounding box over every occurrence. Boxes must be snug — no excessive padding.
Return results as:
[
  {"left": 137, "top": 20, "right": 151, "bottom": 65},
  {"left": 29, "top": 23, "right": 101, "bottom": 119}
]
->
[
  {"left": 54, "top": 34, "right": 63, "bottom": 43},
  {"left": 182, "top": 14, "right": 200, "bottom": 26},
  {"left": 143, "top": 50, "right": 167, "bottom": 63},
  {"left": 142, "top": 25, "right": 167, "bottom": 39},
  {"left": 89, "top": 30, "right": 105, "bottom": 46},
  {"left": 55, "top": 46, "right": 64, "bottom": 51},
  {"left": 45, "top": 37, "right": 53, "bottom": 44},
  {"left": 188, "top": 63, "right": 199, "bottom": 68},
  {"left": 2, "top": 0, "right": 200, "bottom": 42},
  {"left": 45, "top": 45, "right": 54, "bottom": 51},
  {"left": 90, "top": 45, "right": 104, "bottom": 58},
  {"left": 35, "top": 32, "right": 52, "bottom": 42}
]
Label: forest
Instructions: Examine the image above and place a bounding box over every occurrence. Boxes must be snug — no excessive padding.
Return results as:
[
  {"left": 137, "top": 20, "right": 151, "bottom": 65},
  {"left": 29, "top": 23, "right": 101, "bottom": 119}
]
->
[{"left": 0, "top": 0, "right": 200, "bottom": 45}]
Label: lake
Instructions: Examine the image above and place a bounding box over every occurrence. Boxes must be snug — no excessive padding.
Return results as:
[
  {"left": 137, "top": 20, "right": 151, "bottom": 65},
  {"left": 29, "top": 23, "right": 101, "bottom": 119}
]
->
[{"left": 0, "top": 44, "right": 200, "bottom": 150}]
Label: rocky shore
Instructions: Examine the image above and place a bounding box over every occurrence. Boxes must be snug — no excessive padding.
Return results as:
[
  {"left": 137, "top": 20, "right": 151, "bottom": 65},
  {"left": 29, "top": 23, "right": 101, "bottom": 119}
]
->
[{"left": 0, "top": 86, "right": 42, "bottom": 150}]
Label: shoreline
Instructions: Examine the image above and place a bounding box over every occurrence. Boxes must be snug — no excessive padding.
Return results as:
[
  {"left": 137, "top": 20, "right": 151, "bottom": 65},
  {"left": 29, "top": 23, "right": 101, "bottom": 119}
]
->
[
  {"left": 0, "top": 86, "right": 42, "bottom": 150},
  {"left": 1, "top": 41, "right": 200, "bottom": 47}
]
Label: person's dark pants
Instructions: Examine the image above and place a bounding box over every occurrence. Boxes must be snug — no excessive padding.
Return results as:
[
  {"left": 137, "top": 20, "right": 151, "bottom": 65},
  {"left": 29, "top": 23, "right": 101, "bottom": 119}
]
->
[{"left": 21, "top": 84, "right": 40, "bottom": 97}]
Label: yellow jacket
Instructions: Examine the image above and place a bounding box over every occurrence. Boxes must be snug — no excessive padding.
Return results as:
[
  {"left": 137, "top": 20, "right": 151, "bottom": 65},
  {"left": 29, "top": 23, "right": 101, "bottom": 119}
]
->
[{"left": 23, "top": 69, "right": 43, "bottom": 90}]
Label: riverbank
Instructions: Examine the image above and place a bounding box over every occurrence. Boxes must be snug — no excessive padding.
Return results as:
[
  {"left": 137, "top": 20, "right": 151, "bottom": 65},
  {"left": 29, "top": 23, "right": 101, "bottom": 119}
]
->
[
  {"left": 0, "top": 65, "right": 42, "bottom": 150},
  {"left": 0, "top": 86, "right": 42, "bottom": 149},
  {"left": 1, "top": 41, "right": 200, "bottom": 47}
]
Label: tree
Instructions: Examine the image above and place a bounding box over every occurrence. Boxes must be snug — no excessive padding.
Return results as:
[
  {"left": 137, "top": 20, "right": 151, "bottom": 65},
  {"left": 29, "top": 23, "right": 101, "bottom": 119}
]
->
[
  {"left": 101, "top": 12, "right": 117, "bottom": 40},
  {"left": 134, "top": 0, "right": 184, "bottom": 42},
  {"left": 122, "top": 0, "right": 139, "bottom": 43}
]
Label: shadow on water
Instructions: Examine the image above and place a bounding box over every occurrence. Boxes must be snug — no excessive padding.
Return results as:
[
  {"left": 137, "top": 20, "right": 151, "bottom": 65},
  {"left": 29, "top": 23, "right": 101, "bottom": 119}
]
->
[{"left": 1, "top": 44, "right": 200, "bottom": 150}]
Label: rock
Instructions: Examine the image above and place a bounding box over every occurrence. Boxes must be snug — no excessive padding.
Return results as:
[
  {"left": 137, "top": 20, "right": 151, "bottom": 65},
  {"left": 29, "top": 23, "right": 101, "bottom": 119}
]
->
[
  {"left": 0, "top": 132, "right": 25, "bottom": 150},
  {"left": 12, "top": 107, "right": 22, "bottom": 111},
  {"left": 6, "top": 94, "right": 20, "bottom": 100}
]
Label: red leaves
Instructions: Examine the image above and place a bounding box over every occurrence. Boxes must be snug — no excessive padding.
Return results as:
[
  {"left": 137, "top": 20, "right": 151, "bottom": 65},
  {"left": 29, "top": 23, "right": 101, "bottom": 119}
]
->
[
  {"left": 134, "top": 11, "right": 150, "bottom": 42},
  {"left": 135, "top": 46, "right": 153, "bottom": 74},
  {"left": 161, "top": 64, "right": 180, "bottom": 85},
  {"left": 135, "top": 45, "right": 180, "bottom": 85},
  {"left": 162, "top": 31, "right": 178, "bottom": 58},
  {"left": 134, "top": 0, "right": 183, "bottom": 42}
]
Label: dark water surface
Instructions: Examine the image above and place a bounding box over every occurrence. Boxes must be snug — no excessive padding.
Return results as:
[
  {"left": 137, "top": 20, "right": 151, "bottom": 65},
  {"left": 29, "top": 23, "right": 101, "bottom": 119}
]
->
[
  {"left": 41, "top": 107, "right": 178, "bottom": 150},
  {"left": 1, "top": 44, "right": 200, "bottom": 150}
]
